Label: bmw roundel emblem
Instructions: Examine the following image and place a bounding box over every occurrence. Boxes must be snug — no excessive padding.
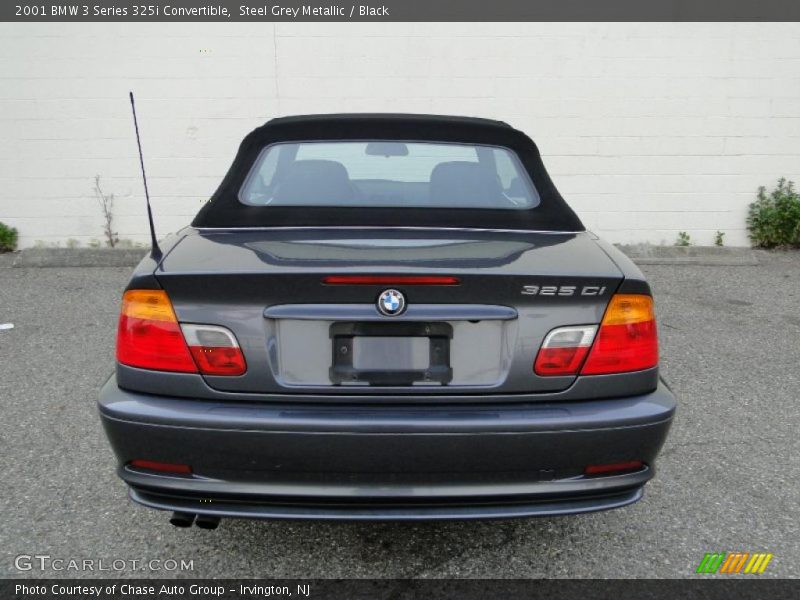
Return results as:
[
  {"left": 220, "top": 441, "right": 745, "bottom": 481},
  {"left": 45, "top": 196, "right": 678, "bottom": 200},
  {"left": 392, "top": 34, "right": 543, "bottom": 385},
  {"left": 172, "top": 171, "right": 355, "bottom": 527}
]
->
[{"left": 377, "top": 289, "right": 406, "bottom": 316}]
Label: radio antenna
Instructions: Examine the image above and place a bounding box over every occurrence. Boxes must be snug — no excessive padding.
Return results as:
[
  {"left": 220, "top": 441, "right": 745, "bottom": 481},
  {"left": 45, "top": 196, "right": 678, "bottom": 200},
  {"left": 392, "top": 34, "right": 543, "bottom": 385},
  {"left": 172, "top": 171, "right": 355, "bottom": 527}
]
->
[{"left": 128, "top": 91, "right": 162, "bottom": 261}]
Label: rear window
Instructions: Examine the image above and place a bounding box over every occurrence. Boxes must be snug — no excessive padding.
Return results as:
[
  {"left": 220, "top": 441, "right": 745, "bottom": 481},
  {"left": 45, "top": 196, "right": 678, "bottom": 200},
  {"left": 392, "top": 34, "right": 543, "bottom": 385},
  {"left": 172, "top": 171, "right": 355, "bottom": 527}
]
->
[{"left": 239, "top": 141, "right": 539, "bottom": 210}]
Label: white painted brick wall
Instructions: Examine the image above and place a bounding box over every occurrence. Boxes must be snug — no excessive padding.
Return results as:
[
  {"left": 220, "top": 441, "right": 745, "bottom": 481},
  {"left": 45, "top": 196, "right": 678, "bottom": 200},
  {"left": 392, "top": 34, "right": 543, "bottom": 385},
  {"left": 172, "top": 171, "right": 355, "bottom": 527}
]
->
[{"left": 1, "top": 22, "right": 799, "bottom": 248}]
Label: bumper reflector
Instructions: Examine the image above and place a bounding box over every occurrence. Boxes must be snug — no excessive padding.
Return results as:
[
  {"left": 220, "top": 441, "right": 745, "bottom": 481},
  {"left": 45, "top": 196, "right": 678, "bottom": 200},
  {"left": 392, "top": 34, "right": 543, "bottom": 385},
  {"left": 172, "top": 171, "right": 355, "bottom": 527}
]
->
[
  {"left": 584, "top": 460, "right": 644, "bottom": 476},
  {"left": 129, "top": 460, "right": 192, "bottom": 475}
]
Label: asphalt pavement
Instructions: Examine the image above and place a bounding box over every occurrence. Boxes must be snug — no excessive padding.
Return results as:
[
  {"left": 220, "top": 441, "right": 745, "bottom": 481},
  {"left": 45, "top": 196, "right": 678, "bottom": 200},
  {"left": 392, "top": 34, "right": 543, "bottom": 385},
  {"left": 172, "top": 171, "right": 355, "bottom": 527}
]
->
[{"left": 0, "top": 252, "right": 798, "bottom": 579}]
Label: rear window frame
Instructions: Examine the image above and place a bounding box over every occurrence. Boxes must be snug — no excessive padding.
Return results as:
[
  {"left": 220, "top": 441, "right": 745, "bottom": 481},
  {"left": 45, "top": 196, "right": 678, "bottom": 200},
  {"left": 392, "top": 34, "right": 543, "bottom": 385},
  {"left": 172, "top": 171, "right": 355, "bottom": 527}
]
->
[{"left": 236, "top": 139, "right": 541, "bottom": 211}]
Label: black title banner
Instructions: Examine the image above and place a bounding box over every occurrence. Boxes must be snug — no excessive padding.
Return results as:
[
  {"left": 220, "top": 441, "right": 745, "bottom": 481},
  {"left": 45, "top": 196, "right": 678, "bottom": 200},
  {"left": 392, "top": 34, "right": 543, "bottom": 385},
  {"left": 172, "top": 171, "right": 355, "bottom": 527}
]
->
[{"left": 5, "top": 0, "right": 800, "bottom": 22}]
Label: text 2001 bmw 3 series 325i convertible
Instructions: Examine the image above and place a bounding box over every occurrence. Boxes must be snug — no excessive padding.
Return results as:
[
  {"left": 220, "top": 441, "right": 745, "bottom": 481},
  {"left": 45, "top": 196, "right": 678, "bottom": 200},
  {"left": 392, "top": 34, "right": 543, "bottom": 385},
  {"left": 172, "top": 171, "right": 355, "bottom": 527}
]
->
[{"left": 98, "top": 114, "right": 675, "bottom": 528}]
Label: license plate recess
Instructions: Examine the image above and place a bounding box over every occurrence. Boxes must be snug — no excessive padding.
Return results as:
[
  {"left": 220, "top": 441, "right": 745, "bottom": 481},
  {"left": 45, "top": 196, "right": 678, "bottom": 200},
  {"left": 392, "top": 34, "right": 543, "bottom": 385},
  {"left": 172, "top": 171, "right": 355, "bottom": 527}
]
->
[{"left": 329, "top": 321, "right": 453, "bottom": 386}]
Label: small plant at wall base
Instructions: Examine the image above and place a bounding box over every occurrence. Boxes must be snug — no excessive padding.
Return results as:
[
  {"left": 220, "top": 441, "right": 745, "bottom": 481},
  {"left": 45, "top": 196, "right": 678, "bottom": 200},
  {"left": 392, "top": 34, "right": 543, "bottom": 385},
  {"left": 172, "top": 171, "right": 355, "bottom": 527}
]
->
[
  {"left": 675, "top": 231, "right": 691, "bottom": 246},
  {"left": 94, "top": 175, "right": 119, "bottom": 248},
  {"left": 714, "top": 231, "right": 725, "bottom": 247},
  {"left": 747, "top": 178, "right": 800, "bottom": 248},
  {"left": 0, "top": 221, "right": 18, "bottom": 252}
]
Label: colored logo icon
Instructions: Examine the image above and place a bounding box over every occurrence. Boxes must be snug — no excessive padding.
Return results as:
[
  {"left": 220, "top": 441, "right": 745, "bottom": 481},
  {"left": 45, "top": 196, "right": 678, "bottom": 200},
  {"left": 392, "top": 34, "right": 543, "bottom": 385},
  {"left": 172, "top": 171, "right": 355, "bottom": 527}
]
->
[{"left": 696, "top": 552, "right": 773, "bottom": 574}]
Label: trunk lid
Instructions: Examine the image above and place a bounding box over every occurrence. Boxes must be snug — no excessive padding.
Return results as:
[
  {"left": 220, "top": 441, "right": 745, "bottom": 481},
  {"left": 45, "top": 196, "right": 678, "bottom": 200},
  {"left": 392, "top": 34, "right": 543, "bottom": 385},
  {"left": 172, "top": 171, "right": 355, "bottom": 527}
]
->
[{"left": 156, "top": 228, "right": 623, "bottom": 395}]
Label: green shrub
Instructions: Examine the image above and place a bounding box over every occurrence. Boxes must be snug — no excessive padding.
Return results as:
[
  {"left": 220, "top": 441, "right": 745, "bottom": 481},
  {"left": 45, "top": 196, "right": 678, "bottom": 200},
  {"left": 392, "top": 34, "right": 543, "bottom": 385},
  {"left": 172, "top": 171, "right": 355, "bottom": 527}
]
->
[
  {"left": 675, "top": 231, "right": 691, "bottom": 246},
  {"left": 0, "top": 221, "right": 18, "bottom": 252},
  {"left": 747, "top": 178, "right": 800, "bottom": 248}
]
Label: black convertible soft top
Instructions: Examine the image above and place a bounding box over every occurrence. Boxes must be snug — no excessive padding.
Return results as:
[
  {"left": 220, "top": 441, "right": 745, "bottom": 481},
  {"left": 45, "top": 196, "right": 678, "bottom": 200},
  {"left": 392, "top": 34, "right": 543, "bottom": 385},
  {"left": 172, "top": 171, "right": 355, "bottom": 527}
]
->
[{"left": 192, "top": 114, "right": 584, "bottom": 231}]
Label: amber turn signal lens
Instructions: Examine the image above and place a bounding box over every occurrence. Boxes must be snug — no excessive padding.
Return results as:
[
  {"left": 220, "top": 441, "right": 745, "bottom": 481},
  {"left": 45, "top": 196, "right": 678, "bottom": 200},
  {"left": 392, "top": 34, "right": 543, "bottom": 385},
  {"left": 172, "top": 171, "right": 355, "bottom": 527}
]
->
[
  {"left": 120, "top": 289, "right": 179, "bottom": 322},
  {"left": 599, "top": 294, "right": 655, "bottom": 326}
]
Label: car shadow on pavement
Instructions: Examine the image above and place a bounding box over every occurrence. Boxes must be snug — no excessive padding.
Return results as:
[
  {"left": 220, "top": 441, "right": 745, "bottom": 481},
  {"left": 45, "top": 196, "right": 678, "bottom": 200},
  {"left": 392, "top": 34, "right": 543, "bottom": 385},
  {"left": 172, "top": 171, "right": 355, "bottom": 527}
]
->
[{"left": 204, "top": 514, "right": 599, "bottom": 578}]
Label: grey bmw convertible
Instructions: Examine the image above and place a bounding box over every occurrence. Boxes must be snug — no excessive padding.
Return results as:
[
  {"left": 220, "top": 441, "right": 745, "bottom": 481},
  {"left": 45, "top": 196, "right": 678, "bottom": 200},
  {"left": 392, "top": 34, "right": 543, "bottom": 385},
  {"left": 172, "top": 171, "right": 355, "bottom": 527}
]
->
[{"left": 98, "top": 114, "right": 676, "bottom": 528}]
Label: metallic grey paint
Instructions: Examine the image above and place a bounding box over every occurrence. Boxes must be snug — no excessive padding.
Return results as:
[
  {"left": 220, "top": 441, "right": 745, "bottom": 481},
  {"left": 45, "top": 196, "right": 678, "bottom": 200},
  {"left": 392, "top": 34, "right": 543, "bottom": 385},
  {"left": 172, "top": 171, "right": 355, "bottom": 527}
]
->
[
  {"left": 103, "top": 222, "right": 674, "bottom": 520},
  {"left": 143, "top": 228, "right": 625, "bottom": 395},
  {"left": 99, "top": 377, "right": 674, "bottom": 520}
]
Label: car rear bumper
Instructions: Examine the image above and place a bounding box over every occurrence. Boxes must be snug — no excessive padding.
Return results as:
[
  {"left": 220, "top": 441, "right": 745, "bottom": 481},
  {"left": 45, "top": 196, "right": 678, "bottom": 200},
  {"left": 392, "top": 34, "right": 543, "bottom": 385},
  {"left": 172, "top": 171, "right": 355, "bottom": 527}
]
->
[{"left": 98, "top": 376, "right": 676, "bottom": 521}]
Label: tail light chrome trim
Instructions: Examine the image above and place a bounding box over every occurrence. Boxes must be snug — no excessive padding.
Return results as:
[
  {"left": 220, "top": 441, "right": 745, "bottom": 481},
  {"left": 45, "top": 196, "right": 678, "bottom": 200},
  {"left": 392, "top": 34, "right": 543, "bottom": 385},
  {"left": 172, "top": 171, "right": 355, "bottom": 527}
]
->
[
  {"left": 181, "top": 324, "right": 247, "bottom": 377},
  {"left": 541, "top": 325, "right": 597, "bottom": 349},
  {"left": 181, "top": 324, "right": 240, "bottom": 348},
  {"left": 534, "top": 325, "right": 597, "bottom": 376}
]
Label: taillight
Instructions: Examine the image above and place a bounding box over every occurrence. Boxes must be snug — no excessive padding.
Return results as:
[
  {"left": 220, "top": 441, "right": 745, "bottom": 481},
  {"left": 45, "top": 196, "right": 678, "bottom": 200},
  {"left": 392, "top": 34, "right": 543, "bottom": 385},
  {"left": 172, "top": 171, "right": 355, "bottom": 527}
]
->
[
  {"left": 116, "top": 290, "right": 246, "bottom": 376},
  {"left": 534, "top": 326, "right": 597, "bottom": 376},
  {"left": 117, "top": 290, "right": 197, "bottom": 373},
  {"left": 580, "top": 294, "right": 658, "bottom": 375},
  {"left": 181, "top": 324, "right": 247, "bottom": 376}
]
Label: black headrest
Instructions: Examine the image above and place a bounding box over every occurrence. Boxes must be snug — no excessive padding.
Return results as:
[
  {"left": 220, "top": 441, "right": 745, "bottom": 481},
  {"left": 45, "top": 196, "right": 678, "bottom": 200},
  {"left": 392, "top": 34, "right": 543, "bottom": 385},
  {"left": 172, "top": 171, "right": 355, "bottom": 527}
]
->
[
  {"left": 273, "top": 159, "right": 353, "bottom": 204},
  {"left": 429, "top": 161, "right": 503, "bottom": 207}
]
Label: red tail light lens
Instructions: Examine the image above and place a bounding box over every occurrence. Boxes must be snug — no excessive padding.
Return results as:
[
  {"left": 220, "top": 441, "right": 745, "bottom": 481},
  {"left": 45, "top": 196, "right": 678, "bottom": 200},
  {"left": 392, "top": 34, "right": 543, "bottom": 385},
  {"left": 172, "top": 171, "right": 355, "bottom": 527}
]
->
[
  {"left": 116, "top": 290, "right": 198, "bottom": 373},
  {"left": 181, "top": 324, "right": 247, "bottom": 376},
  {"left": 534, "top": 326, "right": 597, "bottom": 376},
  {"left": 580, "top": 294, "right": 658, "bottom": 375}
]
